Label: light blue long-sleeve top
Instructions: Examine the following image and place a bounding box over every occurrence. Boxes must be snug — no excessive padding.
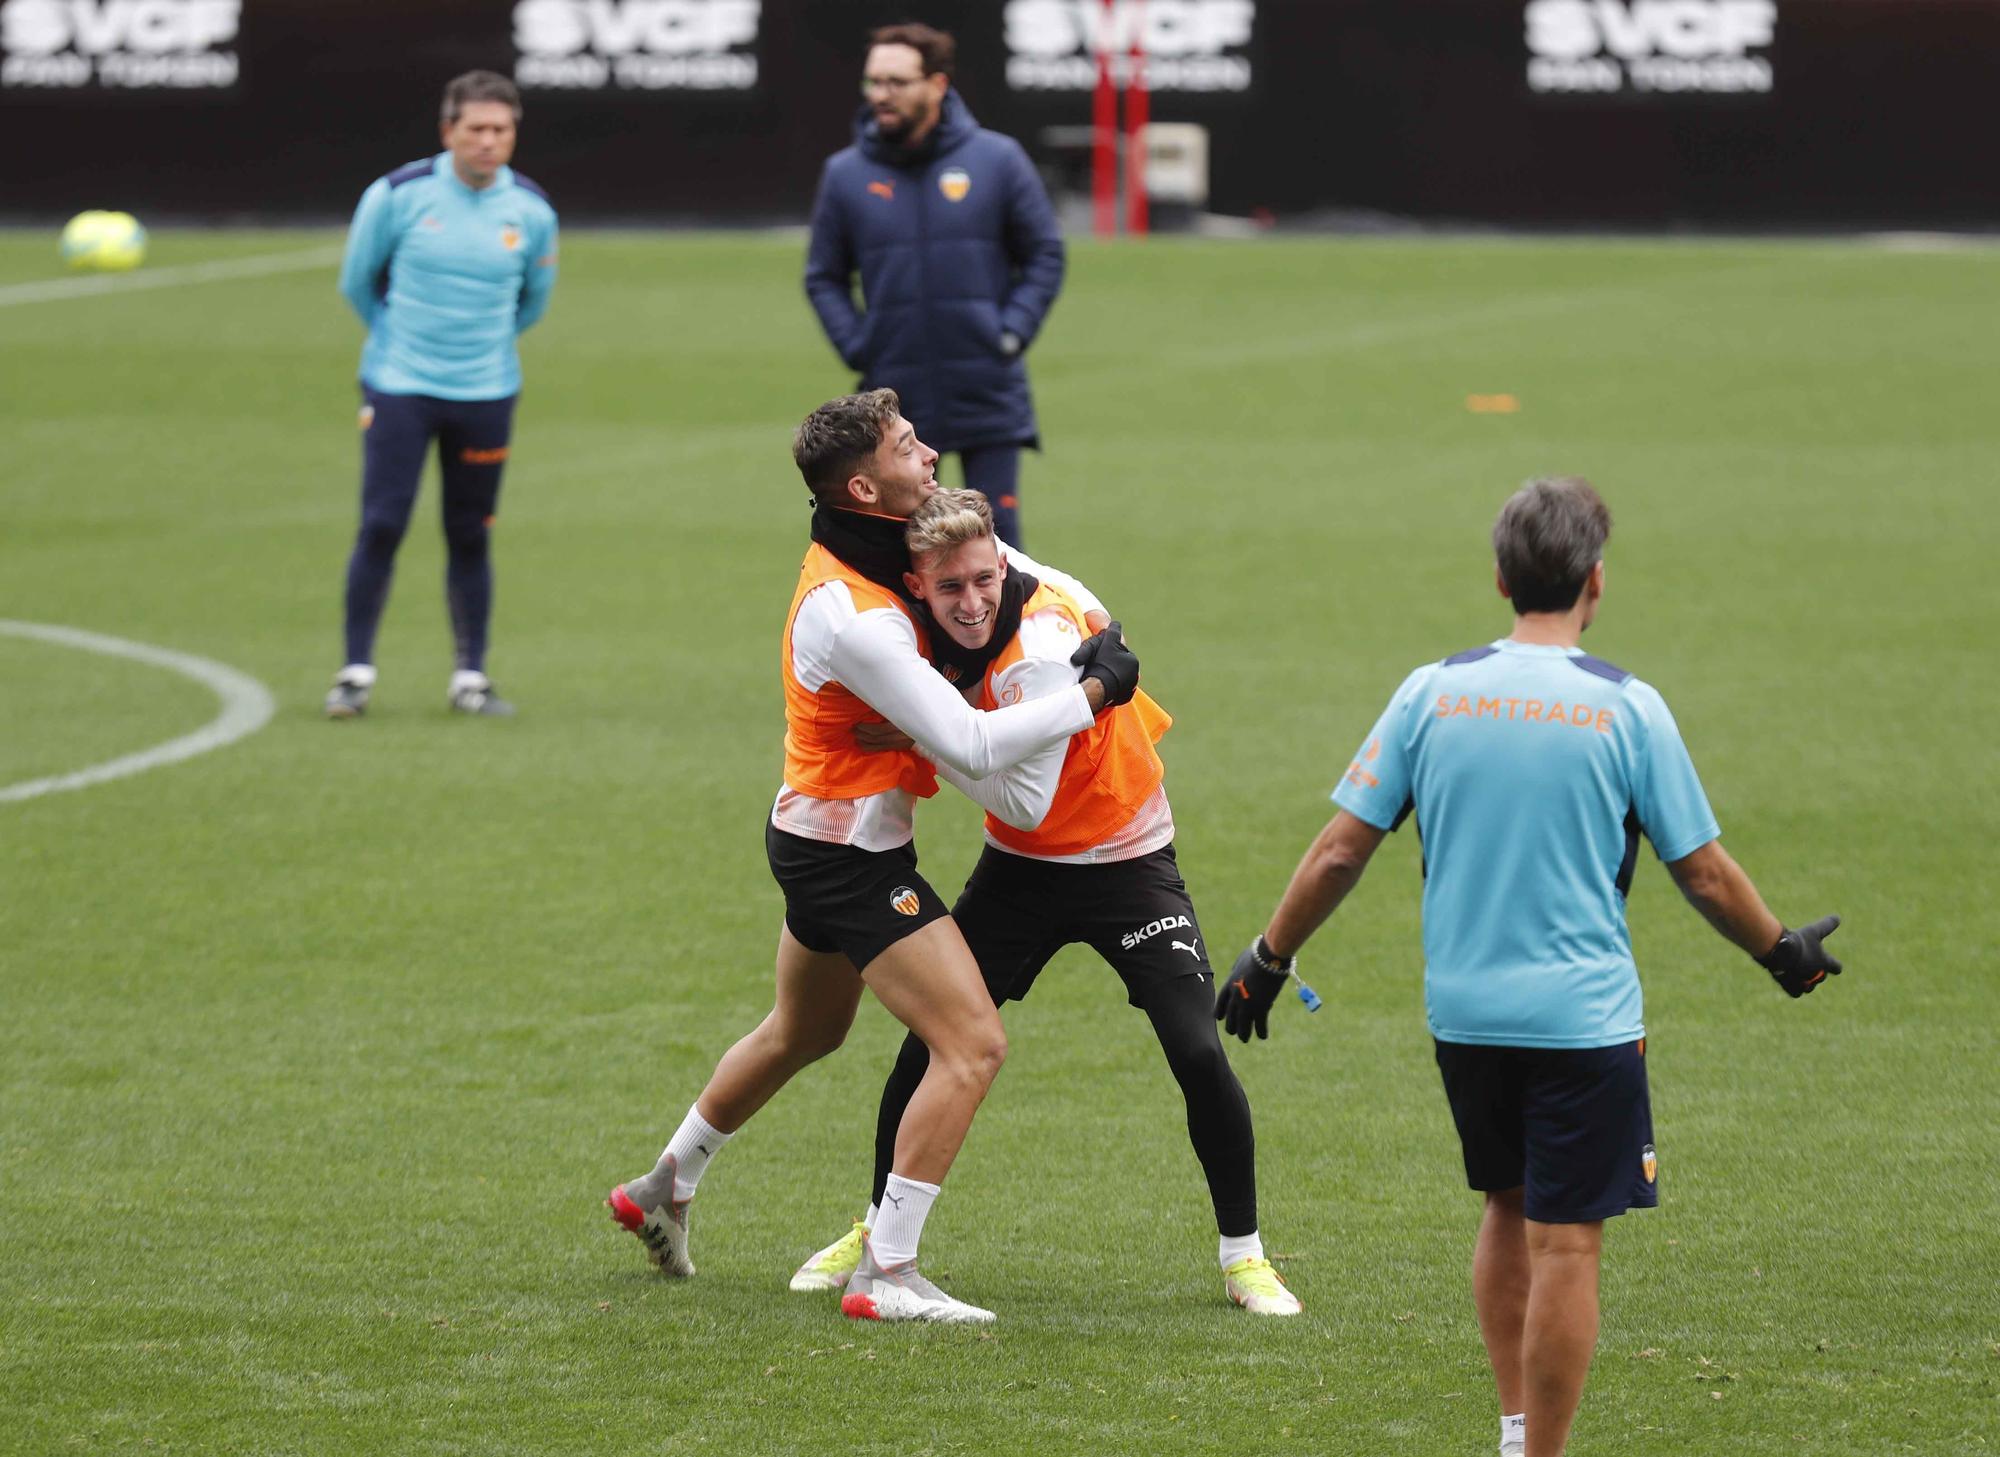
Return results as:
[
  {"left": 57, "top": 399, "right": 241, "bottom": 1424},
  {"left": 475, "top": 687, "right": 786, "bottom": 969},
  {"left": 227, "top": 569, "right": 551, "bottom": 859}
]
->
[{"left": 337, "top": 153, "right": 558, "bottom": 401}]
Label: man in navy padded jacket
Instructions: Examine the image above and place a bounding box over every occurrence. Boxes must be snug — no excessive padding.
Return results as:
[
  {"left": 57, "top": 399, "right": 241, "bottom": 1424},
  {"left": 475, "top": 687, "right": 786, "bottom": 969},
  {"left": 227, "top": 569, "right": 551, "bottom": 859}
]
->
[{"left": 805, "top": 22, "right": 1065, "bottom": 549}]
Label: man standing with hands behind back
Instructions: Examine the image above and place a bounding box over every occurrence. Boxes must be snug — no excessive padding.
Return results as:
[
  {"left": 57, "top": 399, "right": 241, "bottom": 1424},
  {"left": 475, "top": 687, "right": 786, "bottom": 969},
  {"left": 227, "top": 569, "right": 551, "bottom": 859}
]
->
[
  {"left": 327, "top": 71, "right": 558, "bottom": 720},
  {"left": 806, "top": 23, "right": 1064, "bottom": 550}
]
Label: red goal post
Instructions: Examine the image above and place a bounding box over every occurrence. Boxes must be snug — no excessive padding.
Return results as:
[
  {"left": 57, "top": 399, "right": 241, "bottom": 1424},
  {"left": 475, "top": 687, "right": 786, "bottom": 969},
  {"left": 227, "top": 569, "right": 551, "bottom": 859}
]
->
[{"left": 1090, "top": 0, "right": 1150, "bottom": 237}]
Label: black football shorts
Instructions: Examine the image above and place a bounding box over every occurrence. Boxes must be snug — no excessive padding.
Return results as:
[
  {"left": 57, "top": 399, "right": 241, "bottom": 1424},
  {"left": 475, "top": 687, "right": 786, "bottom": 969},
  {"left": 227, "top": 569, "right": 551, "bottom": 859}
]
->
[
  {"left": 1434, "top": 1037, "right": 1659, "bottom": 1224},
  {"left": 950, "top": 843, "right": 1212, "bottom": 1008},
  {"left": 766, "top": 823, "right": 950, "bottom": 974}
]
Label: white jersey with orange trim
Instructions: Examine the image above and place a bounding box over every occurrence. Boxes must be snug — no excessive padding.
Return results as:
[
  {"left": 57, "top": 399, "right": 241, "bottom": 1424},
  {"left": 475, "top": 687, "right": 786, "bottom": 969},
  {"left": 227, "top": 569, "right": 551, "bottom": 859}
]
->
[
  {"left": 771, "top": 545, "right": 1103, "bottom": 853},
  {"left": 933, "top": 600, "right": 1177, "bottom": 866}
]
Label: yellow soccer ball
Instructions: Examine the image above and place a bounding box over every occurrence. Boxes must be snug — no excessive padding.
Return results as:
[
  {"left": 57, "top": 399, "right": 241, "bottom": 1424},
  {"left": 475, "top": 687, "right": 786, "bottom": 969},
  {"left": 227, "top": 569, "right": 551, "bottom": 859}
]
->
[{"left": 60, "top": 211, "right": 148, "bottom": 272}]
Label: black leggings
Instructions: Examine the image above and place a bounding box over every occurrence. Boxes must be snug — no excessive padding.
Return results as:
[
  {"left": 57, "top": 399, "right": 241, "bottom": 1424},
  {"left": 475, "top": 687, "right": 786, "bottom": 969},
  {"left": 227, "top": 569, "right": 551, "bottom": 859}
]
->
[{"left": 869, "top": 970, "right": 1258, "bottom": 1235}]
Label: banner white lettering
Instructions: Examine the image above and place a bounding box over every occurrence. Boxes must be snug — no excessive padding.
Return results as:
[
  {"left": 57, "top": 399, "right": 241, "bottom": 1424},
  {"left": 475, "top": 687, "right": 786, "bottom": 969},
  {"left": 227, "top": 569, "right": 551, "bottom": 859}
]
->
[
  {"left": 1526, "top": 0, "right": 1776, "bottom": 95},
  {"left": 1003, "top": 0, "right": 1255, "bottom": 93},
  {"left": 0, "top": 0, "right": 238, "bottom": 90},
  {"left": 513, "top": 0, "right": 759, "bottom": 92}
]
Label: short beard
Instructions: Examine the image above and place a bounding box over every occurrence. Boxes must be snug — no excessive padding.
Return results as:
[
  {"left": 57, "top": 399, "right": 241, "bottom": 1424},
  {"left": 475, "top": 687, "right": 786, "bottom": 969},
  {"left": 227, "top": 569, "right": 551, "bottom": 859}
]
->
[{"left": 880, "top": 102, "right": 934, "bottom": 146}]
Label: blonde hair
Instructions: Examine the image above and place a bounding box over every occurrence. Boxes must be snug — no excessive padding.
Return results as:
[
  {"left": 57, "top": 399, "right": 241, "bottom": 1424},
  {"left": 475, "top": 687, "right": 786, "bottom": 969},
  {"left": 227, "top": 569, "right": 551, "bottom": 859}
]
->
[{"left": 904, "top": 488, "right": 994, "bottom": 567}]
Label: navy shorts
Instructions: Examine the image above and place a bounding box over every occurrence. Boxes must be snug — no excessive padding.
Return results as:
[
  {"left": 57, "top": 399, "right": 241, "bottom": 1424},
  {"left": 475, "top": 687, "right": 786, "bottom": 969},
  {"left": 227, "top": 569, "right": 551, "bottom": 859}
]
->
[
  {"left": 765, "top": 823, "right": 950, "bottom": 974},
  {"left": 950, "top": 843, "right": 1212, "bottom": 1009},
  {"left": 1433, "top": 1038, "right": 1658, "bottom": 1224}
]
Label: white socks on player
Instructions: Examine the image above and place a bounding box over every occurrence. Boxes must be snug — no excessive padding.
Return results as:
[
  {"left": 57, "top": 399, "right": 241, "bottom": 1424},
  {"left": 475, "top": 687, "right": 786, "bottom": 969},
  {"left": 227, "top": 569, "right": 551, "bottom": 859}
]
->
[
  {"left": 1501, "top": 1412, "right": 1526, "bottom": 1452},
  {"left": 627, "top": 1105, "right": 733, "bottom": 1209},
  {"left": 869, "top": 1174, "right": 940, "bottom": 1267},
  {"left": 863, "top": 1203, "right": 879, "bottom": 1229},
  {"left": 1218, "top": 1230, "right": 1265, "bottom": 1270},
  {"left": 663, "top": 1106, "right": 732, "bottom": 1200}
]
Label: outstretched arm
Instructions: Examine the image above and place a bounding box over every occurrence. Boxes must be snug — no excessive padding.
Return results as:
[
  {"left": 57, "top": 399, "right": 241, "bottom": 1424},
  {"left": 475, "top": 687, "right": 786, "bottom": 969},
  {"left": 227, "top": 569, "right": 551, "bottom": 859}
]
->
[
  {"left": 1664, "top": 840, "right": 1781, "bottom": 954},
  {"left": 1216, "top": 810, "right": 1387, "bottom": 1041},
  {"left": 1666, "top": 840, "right": 1843, "bottom": 996},
  {"left": 1263, "top": 810, "right": 1389, "bottom": 960}
]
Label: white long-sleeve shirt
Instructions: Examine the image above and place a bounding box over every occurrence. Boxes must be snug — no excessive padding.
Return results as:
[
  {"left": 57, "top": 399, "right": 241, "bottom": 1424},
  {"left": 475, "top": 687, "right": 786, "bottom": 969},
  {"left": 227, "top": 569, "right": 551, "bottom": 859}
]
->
[
  {"left": 770, "top": 546, "right": 1104, "bottom": 851},
  {"left": 932, "top": 606, "right": 1176, "bottom": 865}
]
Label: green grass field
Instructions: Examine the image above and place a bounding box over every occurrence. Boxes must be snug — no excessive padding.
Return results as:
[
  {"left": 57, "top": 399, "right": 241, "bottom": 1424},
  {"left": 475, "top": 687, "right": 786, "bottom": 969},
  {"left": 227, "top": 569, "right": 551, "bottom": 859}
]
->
[{"left": 2, "top": 227, "right": 1996, "bottom": 1456}]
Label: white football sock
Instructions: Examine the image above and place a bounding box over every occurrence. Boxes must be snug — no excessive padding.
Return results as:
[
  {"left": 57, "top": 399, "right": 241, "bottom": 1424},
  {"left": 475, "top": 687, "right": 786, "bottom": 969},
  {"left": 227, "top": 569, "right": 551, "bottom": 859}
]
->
[
  {"left": 336, "top": 663, "right": 376, "bottom": 686},
  {"left": 863, "top": 1203, "right": 879, "bottom": 1230},
  {"left": 450, "top": 668, "right": 490, "bottom": 694},
  {"left": 625, "top": 1105, "right": 732, "bottom": 1208},
  {"left": 1501, "top": 1413, "right": 1526, "bottom": 1450},
  {"left": 1219, "top": 1230, "right": 1265, "bottom": 1269},
  {"left": 869, "top": 1174, "right": 939, "bottom": 1267},
  {"left": 664, "top": 1106, "right": 732, "bottom": 1200}
]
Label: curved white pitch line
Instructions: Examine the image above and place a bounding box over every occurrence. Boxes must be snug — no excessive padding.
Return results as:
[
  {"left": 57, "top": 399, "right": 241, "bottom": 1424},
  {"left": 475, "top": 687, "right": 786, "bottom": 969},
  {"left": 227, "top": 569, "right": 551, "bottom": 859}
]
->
[{"left": 0, "top": 620, "right": 276, "bottom": 804}]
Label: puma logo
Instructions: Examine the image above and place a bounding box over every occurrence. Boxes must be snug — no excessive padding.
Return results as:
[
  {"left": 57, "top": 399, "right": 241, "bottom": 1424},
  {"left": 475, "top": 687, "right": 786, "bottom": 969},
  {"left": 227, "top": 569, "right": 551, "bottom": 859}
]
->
[
  {"left": 883, "top": 1192, "right": 905, "bottom": 1209},
  {"left": 1172, "top": 939, "right": 1201, "bottom": 959}
]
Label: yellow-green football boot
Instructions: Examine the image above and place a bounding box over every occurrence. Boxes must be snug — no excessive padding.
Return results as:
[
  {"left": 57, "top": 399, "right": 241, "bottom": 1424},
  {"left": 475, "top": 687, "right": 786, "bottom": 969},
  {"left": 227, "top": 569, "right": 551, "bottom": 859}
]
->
[
  {"left": 1224, "top": 1256, "right": 1302, "bottom": 1316},
  {"left": 789, "top": 1220, "right": 869, "bottom": 1292}
]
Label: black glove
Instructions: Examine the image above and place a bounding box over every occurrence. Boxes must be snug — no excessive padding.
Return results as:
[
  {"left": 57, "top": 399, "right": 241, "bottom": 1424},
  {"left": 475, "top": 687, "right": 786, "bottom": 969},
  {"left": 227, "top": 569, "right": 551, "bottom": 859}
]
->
[
  {"left": 1754, "top": 914, "right": 1843, "bottom": 997},
  {"left": 1070, "top": 621, "right": 1140, "bottom": 708},
  {"left": 999, "top": 330, "right": 1024, "bottom": 358},
  {"left": 1216, "top": 936, "right": 1293, "bottom": 1042}
]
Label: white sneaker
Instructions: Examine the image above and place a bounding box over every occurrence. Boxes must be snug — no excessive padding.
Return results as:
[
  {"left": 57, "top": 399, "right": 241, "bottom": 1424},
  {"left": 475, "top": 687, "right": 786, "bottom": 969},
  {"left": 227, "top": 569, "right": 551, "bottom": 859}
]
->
[
  {"left": 606, "top": 1173, "right": 694, "bottom": 1277},
  {"left": 324, "top": 664, "right": 375, "bottom": 719},
  {"left": 791, "top": 1221, "right": 869, "bottom": 1292},
  {"left": 448, "top": 670, "right": 514, "bottom": 716},
  {"left": 1223, "top": 1256, "right": 1303, "bottom": 1316},
  {"left": 839, "top": 1240, "right": 994, "bottom": 1324}
]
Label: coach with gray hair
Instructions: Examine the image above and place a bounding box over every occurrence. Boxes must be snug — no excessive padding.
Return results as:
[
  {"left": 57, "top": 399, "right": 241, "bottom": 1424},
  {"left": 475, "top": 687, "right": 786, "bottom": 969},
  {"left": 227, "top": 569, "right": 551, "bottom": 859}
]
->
[{"left": 1217, "top": 475, "right": 1844, "bottom": 1457}]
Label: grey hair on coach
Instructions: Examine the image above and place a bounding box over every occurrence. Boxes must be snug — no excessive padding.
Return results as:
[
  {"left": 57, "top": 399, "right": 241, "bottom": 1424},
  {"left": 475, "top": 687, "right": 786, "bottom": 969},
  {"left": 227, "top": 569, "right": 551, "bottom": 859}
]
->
[{"left": 1492, "top": 476, "right": 1612, "bottom": 614}]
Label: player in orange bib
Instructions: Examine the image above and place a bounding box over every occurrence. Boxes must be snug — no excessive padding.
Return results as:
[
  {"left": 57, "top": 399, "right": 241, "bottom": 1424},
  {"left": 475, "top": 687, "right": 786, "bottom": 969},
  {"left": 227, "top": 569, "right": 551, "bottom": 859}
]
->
[
  {"left": 606, "top": 393, "right": 1141, "bottom": 1325},
  {"left": 787, "top": 490, "right": 1301, "bottom": 1317}
]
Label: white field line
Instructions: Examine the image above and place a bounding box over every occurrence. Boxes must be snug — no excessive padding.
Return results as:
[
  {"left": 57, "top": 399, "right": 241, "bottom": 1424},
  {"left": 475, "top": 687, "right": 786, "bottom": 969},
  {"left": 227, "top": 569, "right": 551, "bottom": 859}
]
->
[
  {"left": 0, "top": 621, "right": 276, "bottom": 804},
  {"left": 0, "top": 243, "right": 342, "bottom": 310}
]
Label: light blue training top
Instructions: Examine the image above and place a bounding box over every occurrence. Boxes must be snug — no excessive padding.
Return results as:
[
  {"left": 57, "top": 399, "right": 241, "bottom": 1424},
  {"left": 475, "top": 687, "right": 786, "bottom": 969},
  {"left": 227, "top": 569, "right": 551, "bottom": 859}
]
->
[
  {"left": 1332, "top": 639, "right": 1719, "bottom": 1049},
  {"left": 337, "top": 153, "right": 559, "bottom": 401}
]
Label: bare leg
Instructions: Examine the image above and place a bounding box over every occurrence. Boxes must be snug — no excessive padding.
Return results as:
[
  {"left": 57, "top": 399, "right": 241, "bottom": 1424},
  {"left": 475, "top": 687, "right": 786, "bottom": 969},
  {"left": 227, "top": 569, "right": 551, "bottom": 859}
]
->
[
  {"left": 857, "top": 916, "right": 1008, "bottom": 1185},
  {"left": 1474, "top": 1187, "right": 1531, "bottom": 1417},
  {"left": 1522, "top": 1217, "right": 1603, "bottom": 1457},
  {"left": 695, "top": 923, "right": 863, "bottom": 1132}
]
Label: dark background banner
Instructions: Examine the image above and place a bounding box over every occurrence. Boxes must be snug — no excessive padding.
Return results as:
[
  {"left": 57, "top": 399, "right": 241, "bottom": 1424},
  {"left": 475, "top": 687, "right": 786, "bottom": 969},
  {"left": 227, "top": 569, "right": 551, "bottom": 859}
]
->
[{"left": 3, "top": 0, "right": 1995, "bottom": 228}]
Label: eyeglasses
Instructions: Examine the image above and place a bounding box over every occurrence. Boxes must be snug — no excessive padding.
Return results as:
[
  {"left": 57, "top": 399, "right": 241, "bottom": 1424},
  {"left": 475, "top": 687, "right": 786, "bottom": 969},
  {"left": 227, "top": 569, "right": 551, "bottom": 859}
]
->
[{"left": 861, "top": 75, "right": 926, "bottom": 95}]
